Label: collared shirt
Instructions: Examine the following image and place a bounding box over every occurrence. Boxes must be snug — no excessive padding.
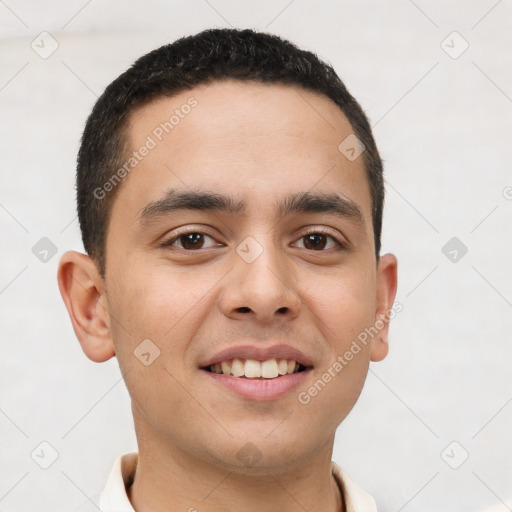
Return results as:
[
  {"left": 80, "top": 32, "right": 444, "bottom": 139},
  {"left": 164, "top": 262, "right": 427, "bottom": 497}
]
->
[{"left": 74, "top": 452, "right": 377, "bottom": 512}]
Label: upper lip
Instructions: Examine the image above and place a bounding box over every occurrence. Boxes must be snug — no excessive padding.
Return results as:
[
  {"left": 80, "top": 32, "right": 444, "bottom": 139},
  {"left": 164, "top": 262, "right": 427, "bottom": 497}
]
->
[{"left": 199, "top": 344, "right": 314, "bottom": 369}]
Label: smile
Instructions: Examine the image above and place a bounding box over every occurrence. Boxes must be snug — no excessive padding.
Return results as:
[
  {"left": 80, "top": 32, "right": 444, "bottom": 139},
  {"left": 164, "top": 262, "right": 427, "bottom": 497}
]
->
[
  {"left": 204, "top": 358, "right": 307, "bottom": 379},
  {"left": 201, "top": 360, "right": 312, "bottom": 401}
]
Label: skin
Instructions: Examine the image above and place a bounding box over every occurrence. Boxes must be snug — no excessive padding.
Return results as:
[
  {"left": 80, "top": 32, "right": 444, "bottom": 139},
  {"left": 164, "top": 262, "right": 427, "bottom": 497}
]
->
[{"left": 58, "top": 80, "right": 397, "bottom": 512}]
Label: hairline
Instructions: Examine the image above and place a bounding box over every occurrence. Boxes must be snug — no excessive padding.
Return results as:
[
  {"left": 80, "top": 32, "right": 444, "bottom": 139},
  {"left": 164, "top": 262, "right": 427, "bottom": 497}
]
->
[{"left": 98, "top": 79, "right": 381, "bottom": 277}]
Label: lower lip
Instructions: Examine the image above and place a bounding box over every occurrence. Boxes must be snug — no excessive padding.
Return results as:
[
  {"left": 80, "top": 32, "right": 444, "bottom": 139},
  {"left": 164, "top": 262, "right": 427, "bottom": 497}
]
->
[{"left": 201, "top": 369, "right": 312, "bottom": 401}]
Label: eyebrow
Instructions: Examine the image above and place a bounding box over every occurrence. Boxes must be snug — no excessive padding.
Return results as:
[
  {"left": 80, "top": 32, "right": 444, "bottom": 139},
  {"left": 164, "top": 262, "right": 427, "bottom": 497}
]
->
[{"left": 138, "top": 189, "right": 365, "bottom": 228}]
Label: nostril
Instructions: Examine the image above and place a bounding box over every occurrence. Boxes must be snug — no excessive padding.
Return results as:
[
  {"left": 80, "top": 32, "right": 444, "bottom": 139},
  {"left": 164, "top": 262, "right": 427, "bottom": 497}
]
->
[
  {"left": 237, "top": 306, "right": 251, "bottom": 313},
  {"left": 277, "top": 307, "right": 288, "bottom": 314}
]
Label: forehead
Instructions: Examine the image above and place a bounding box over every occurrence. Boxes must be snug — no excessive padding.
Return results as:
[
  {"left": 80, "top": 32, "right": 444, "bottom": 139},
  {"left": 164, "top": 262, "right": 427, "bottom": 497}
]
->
[
  {"left": 128, "top": 79, "right": 356, "bottom": 158},
  {"left": 109, "top": 80, "right": 371, "bottom": 231}
]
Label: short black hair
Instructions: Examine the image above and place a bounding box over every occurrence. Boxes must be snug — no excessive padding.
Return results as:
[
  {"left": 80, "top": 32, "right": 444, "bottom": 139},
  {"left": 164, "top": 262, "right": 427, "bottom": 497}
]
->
[{"left": 77, "top": 28, "right": 384, "bottom": 277}]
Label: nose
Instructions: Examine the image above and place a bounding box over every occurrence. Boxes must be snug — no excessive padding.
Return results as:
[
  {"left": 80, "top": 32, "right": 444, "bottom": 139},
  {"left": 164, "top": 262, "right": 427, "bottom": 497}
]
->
[{"left": 219, "top": 239, "right": 301, "bottom": 323}]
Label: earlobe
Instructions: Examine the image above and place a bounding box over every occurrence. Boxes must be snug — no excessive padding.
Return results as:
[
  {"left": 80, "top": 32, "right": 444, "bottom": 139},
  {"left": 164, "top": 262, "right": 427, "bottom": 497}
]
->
[
  {"left": 370, "top": 253, "right": 398, "bottom": 362},
  {"left": 57, "top": 251, "right": 115, "bottom": 363}
]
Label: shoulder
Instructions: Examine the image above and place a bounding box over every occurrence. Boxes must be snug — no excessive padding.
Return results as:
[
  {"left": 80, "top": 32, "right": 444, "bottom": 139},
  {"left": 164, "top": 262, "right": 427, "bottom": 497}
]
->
[
  {"left": 331, "top": 461, "right": 379, "bottom": 512},
  {"left": 72, "top": 453, "right": 138, "bottom": 512}
]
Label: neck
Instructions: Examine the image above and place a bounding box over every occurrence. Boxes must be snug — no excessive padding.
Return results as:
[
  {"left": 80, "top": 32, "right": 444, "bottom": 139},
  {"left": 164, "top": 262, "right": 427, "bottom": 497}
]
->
[{"left": 127, "top": 408, "right": 343, "bottom": 512}]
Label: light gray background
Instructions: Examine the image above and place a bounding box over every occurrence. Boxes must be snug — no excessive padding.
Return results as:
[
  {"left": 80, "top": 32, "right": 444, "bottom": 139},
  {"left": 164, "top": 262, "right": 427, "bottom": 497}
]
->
[{"left": 1, "top": 1, "right": 511, "bottom": 511}]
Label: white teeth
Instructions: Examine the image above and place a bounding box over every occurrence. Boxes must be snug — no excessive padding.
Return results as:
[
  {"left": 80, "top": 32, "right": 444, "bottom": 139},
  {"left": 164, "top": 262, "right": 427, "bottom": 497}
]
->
[
  {"left": 261, "top": 359, "right": 279, "bottom": 378},
  {"left": 209, "top": 358, "right": 302, "bottom": 378},
  {"left": 221, "top": 360, "right": 232, "bottom": 375},
  {"left": 231, "top": 358, "right": 245, "bottom": 377},
  {"left": 244, "top": 359, "right": 262, "bottom": 378}
]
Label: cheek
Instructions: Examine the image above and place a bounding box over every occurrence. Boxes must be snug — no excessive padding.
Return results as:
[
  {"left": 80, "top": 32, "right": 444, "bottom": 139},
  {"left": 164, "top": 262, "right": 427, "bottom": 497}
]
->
[
  {"left": 105, "top": 266, "right": 210, "bottom": 428},
  {"left": 301, "top": 265, "right": 376, "bottom": 344},
  {"left": 295, "top": 266, "right": 376, "bottom": 420},
  {"left": 106, "top": 263, "right": 220, "bottom": 361}
]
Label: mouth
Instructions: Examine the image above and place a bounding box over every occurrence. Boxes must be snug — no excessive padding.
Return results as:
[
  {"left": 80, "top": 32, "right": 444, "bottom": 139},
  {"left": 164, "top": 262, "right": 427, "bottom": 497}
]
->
[
  {"left": 201, "top": 358, "right": 310, "bottom": 379},
  {"left": 197, "top": 344, "right": 314, "bottom": 400}
]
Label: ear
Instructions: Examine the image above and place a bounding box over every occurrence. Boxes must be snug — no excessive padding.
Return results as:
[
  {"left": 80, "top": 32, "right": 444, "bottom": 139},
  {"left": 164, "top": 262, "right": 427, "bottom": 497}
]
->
[
  {"left": 57, "top": 250, "right": 115, "bottom": 363},
  {"left": 370, "top": 253, "right": 398, "bottom": 362}
]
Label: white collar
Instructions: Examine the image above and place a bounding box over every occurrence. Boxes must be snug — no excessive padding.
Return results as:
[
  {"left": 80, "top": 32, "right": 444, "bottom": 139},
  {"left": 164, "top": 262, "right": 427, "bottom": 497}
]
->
[{"left": 99, "top": 453, "right": 378, "bottom": 512}]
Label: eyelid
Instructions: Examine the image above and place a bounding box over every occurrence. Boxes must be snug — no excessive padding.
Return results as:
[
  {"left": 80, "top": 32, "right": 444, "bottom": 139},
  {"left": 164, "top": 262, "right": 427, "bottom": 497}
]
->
[
  {"left": 159, "top": 225, "right": 347, "bottom": 251},
  {"left": 292, "top": 226, "right": 347, "bottom": 248},
  {"left": 160, "top": 226, "right": 224, "bottom": 249}
]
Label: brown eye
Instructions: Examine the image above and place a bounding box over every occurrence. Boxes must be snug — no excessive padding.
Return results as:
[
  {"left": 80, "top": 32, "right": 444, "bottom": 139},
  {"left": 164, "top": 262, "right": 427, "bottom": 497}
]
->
[
  {"left": 179, "top": 233, "right": 205, "bottom": 250},
  {"left": 164, "top": 232, "right": 219, "bottom": 250},
  {"left": 296, "top": 232, "right": 341, "bottom": 251},
  {"left": 303, "top": 233, "right": 328, "bottom": 250}
]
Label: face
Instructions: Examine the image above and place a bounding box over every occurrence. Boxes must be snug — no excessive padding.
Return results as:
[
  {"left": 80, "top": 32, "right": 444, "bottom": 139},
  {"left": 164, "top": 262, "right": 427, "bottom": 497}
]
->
[{"left": 95, "top": 80, "right": 396, "bottom": 471}]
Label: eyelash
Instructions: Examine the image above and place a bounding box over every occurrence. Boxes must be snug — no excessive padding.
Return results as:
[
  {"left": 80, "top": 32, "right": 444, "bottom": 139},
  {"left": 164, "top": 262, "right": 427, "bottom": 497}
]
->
[{"left": 160, "top": 227, "right": 345, "bottom": 252}]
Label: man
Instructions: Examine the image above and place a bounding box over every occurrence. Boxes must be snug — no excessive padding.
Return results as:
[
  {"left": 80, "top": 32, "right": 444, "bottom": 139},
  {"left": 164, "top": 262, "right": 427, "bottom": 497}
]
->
[{"left": 58, "top": 28, "right": 398, "bottom": 511}]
